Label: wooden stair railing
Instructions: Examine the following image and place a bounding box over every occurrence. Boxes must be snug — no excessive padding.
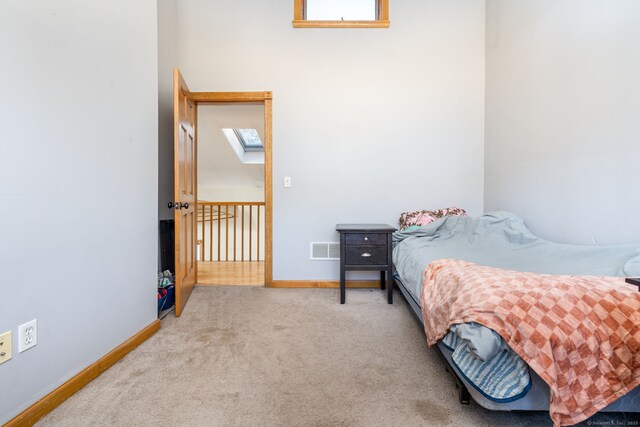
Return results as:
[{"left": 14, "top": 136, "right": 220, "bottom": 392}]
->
[{"left": 197, "top": 201, "right": 265, "bottom": 262}]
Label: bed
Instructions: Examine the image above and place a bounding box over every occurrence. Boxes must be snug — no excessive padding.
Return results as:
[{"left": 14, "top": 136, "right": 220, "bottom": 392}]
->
[{"left": 392, "top": 212, "right": 640, "bottom": 426}]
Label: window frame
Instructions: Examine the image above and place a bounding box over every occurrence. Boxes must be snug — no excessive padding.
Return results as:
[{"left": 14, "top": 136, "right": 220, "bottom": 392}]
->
[
  {"left": 233, "top": 128, "right": 264, "bottom": 152},
  {"left": 293, "top": 0, "right": 389, "bottom": 28}
]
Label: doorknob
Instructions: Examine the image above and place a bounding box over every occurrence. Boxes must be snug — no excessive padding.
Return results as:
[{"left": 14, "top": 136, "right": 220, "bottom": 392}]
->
[
  {"left": 180, "top": 202, "right": 189, "bottom": 210},
  {"left": 168, "top": 201, "right": 180, "bottom": 209}
]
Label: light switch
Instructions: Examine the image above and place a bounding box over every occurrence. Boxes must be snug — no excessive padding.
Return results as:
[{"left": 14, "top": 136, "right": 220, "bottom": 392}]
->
[{"left": 284, "top": 176, "right": 292, "bottom": 188}]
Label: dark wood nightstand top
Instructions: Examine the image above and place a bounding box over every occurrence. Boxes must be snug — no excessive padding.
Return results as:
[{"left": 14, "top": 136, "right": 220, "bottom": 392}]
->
[{"left": 336, "top": 224, "right": 397, "bottom": 232}]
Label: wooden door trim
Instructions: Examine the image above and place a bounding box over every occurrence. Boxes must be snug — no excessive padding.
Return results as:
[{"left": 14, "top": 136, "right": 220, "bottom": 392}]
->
[
  {"left": 193, "top": 99, "right": 198, "bottom": 286},
  {"left": 192, "top": 91, "right": 272, "bottom": 103},
  {"left": 194, "top": 91, "right": 273, "bottom": 287},
  {"left": 263, "top": 97, "right": 273, "bottom": 287}
]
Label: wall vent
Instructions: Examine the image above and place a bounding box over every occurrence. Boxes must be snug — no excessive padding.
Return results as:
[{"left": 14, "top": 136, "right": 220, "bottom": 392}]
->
[{"left": 310, "top": 242, "right": 340, "bottom": 260}]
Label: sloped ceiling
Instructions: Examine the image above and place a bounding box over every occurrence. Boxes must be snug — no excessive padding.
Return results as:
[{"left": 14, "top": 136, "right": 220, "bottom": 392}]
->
[{"left": 197, "top": 104, "right": 265, "bottom": 190}]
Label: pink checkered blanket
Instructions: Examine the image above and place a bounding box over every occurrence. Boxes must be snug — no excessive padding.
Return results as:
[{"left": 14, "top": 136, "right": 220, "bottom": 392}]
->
[{"left": 419, "top": 259, "right": 640, "bottom": 427}]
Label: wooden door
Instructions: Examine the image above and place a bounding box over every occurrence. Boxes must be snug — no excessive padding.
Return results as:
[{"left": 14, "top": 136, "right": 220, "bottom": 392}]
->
[{"left": 174, "top": 68, "right": 197, "bottom": 316}]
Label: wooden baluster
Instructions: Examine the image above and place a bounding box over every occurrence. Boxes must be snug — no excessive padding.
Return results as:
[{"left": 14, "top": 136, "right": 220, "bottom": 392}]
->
[
  {"left": 257, "top": 205, "right": 261, "bottom": 261},
  {"left": 249, "top": 205, "right": 253, "bottom": 262},
  {"left": 201, "top": 205, "right": 205, "bottom": 261},
  {"left": 217, "top": 204, "right": 221, "bottom": 262},
  {"left": 241, "top": 205, "right": 245, "bottom": 262},
  {"left": 209, "top": 205, "right": 213, "bottom": 261},
  {"left": 233, "top": 205, "right": 237, "bottom": 262},
  {"left": 225, "top": 205, "right": 229, "bottom": 262}
]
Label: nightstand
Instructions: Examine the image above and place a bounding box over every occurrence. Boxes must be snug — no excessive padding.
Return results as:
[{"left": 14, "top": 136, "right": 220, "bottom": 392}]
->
[{"left": 336, "top": 224, "right": 397, "bottom": 304}]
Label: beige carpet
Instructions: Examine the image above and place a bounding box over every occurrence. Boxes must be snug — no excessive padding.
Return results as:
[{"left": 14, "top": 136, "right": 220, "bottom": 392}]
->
[{"left": 38, "top": 287, "right": 634, "bottom": 426}]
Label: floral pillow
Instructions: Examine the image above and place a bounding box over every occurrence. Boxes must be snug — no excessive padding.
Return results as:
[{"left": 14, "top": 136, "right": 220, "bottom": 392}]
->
[{"left": 399, "top": 207, "right": 467, "bottom": 231}]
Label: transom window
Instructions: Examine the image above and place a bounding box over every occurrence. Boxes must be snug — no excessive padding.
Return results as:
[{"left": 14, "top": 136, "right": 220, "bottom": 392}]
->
[
  {"left": 293, "top": 0, "right": 389, "bottom": 28},
  {"left": 306, "top": 0, "right": 375, "bottom": 21}
]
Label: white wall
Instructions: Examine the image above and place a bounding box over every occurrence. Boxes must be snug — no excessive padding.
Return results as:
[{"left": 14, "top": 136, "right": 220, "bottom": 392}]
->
[
  {"left": 199, "top": 186, "right": 264, "bottom": 202},
  {"left": 176, "top": 0, "right": 486, "bottom": 280},
  {"left": 484, "top": 0, "right": 640, "bottom": 244},
  {"left": 158, "top": 0, "right": 178, "bottom": 221},
  {"left": 198, "top": 104, "right": 265, "bottom": 199},
  {"left": 0, "top": 1, "right": 158, "bottom": 423}
]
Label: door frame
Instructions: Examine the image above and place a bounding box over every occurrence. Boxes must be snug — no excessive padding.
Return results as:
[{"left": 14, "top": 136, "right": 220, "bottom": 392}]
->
[{"left": 191, "top": 91, "right": 273, "bottom": 287}]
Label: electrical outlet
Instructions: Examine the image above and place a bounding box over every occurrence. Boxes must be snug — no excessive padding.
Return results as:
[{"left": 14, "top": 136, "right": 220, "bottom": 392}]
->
[
  {"left": 0, "top": 331, "right": 12, "bottom": 364},
  {"left": 18, "top": 319, "right": 37, "bottom": 353}
]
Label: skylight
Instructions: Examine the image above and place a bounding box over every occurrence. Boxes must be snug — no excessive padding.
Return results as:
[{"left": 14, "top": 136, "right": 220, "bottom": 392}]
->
[
  {"left": 233, "top": 129, "right": 263, "bottom": 152},
  {"left": 221, "top": 128, "right": 265, "bottom": 165}
]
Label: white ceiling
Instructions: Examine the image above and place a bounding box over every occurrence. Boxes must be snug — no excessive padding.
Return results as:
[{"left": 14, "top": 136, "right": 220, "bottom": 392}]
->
[{"left": 197, "top": 104, "right": 265, "bottom": 190}]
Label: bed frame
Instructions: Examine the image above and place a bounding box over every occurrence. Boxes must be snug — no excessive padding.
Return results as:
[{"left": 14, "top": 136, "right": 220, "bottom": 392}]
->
[
  {"left": 393, "top": 275, "right": 471, "bottom": 404},
  {"left": 393, "top": 274, "right": 640, "bottom": 413}
]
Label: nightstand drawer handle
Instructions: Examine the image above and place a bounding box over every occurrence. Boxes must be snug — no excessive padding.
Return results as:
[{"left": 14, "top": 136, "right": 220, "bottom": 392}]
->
[{"left": 361, "top": 252, "right": 372, "bottom": 258}]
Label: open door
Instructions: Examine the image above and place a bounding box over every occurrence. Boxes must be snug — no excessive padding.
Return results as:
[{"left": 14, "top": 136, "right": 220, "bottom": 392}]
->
[{"left": 173, "top": 68, "right": 197, "bottom": 316}]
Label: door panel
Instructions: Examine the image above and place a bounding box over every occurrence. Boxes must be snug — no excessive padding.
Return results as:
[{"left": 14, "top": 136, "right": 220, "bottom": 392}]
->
[{"left": 174, "top": 68, "right": 197, "bottom": 317}]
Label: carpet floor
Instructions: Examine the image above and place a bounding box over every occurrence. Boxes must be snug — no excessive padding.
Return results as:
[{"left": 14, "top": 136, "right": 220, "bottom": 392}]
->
[{"left": 38, "top": 287, "right": 636, "bottom": 426}]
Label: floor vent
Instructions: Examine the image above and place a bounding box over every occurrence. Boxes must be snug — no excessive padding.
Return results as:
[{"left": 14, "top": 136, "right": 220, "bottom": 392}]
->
[{"left": 310, "top": 242, "right": 340, "bottom": 260}]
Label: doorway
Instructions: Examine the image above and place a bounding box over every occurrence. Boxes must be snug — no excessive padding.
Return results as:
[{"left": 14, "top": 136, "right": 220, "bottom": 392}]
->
[
  {"left": 191, "top": 91, "right": 273, "bottom": 292},
  {"left": 196, "top": 104, "right": 266, "bottom": 286}
]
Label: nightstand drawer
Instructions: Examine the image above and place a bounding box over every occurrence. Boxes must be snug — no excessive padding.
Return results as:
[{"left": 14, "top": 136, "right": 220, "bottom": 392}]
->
[
  {"left": 344, "top": 233, "right": 387, "bottom": 246},
  {"left": 345, "top": 245, "right": 387, "bottom": 265}
]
